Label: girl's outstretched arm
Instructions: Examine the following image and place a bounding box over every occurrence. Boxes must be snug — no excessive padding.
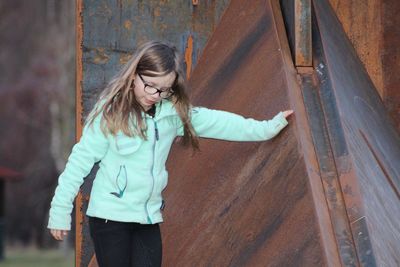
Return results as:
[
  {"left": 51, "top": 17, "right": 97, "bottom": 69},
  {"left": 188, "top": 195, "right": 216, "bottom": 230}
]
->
[{"left": 178, "top": 107, "right": 293, "bottom": 141}]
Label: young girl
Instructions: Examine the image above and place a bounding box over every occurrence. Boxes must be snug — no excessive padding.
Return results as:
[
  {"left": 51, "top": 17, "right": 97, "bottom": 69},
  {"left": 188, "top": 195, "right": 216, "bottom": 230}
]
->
[{"left": 48, "top": 41, "right": 293, "bottom": 267}]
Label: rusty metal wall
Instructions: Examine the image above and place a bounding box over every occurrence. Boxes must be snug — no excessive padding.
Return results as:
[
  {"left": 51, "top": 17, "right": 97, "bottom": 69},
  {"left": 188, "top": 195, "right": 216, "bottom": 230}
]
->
[
  {"left": 75, "top": 0, "right": 230, "bottom": 266},
  {"left": 76, "top": 0, "right": 400, "bottom": 266},
  {"left": 162, "top": 0, "right": 400, "bottom": 265},
  {"left": 312, "top": 0, "right": 400, "bottom": 265},
  {"left": 163, "top": 0, "right": 329, "bottom": 265},
  {"left": 282, "top": 0, "right": 400, "bottom": 131},
  {"left": 328, "top": 0, "right": 400, "bottom": 131}
]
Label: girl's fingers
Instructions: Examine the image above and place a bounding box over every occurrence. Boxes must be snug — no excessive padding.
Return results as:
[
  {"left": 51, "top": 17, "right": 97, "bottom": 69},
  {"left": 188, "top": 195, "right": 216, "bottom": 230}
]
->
[
  {"left": 52, "top": 229, "right": 62, "bottom": 240},
  {"left": 50, "top": 229, "right": 68, "bottom": 241},
  {"left": 283, "top": 110, "right": 294, "bottom": 118}
]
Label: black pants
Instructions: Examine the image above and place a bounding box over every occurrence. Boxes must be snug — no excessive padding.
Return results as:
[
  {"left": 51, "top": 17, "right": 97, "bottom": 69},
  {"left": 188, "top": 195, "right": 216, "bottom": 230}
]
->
[{"left": 88, "top": 216, "right": 162, "bottom": 267}]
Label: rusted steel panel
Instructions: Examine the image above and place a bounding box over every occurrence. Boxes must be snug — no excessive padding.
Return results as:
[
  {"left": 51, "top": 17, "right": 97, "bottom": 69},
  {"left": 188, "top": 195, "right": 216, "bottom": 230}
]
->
[
  {"left": 328, "top": 0, "right": 383, "bottom": 97},
  {"left": 163, "top": 0, "right": 327, "bottom": 265},
  {"left": 273, "top": 2, "right": 342, "bottom": 265},
  {"left": 328, "top": 0, "right": 400, "bottom": 132},
  {"left": 295, "top": 0, "right": 312, "bottom": 66},
  {"left": 300, "top": 71, "right": 359, "bottom": 266},
  {"left": 382, "top": 0, "right": 400, "bottom": 133},
  {"left": 280, "top": 0, "right": 295, "bottom": 61},
  {"left": 76, "top": 0, "right": 230, "bottom": 266},
  {"left": 313, "top": 0, "right": 400, "bottom": 265}
]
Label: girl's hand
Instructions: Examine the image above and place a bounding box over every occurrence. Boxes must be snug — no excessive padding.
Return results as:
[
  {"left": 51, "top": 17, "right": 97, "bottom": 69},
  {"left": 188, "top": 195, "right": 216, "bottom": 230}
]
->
[
  {"left": 50, "top": 229, "right": 69, "bottom": 241},
  {"left": 282, "top": 110, "right": 294, "bottom": 119}
]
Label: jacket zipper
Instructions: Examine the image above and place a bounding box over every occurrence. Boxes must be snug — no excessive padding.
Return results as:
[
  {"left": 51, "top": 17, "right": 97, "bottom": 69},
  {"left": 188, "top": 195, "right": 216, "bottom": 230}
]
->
[{"left": 145, "top": 118, "right": 159, "bottom": 223}]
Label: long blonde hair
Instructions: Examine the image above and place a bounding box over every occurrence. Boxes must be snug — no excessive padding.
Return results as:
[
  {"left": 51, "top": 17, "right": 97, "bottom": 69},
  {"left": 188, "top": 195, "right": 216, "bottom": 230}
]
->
[{"left": 87, "top": 41, "right": 199, "bottom": 150}]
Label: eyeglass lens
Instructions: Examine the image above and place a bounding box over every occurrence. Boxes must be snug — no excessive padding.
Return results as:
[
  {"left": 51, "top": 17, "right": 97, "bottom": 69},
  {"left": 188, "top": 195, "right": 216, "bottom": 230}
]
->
[{"left": 138, "top": 74, "right": 173, "bottom": 98}]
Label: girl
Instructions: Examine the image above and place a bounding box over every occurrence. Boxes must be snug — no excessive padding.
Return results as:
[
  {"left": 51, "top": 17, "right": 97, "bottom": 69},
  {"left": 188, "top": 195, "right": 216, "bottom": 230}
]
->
[{"left": 48, "top": 41, "right": 293, "bottom": 267}]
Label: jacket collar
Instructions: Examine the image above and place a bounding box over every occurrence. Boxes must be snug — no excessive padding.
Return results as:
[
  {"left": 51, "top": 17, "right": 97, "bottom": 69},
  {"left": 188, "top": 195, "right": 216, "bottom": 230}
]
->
[{"left": 144, "top": 100, "right": 178, "bottom": 121}]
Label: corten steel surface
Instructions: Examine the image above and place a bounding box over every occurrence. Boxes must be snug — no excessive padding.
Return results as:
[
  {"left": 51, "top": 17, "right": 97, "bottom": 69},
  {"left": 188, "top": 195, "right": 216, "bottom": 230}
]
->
[
  {"left": 328, "top": 0, "right": 400, "bottom": 131},
  {"left": 310, "top": 0, "right": 400, "bottom": 265},
  {"left": 288, "top": 0, "right": 400, "bottom": 265},
  {"left": 294, "top": 0, "right": 312, "bottom": 66},
  {"left": 75, "top": 0, "right": 400, "bottom": 266},
  {"left": 75, "top": 0, "right": 230, "bottom": 266},
  {"left": 162, "top": 0, "right": 400, "bottom": 266},
  {"left": 285, "top": 0, "right": 400, "bottom": 131},
  {"left": 163, "top": 0, "right": 328, "bottom": 266}
]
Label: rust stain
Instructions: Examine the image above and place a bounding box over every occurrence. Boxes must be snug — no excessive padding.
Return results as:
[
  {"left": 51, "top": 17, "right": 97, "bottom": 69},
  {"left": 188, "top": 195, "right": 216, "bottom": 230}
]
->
[
  {"left": 119, "top": 53, "right": 132, "bottom": 65},
  {"left": 295, "top": 0, "right": 312, "bottom": 66},
  {"left": 336, "top": 156, "right": 364, "bottom": 222},
  {"left": 153, "top": 6, "right": 161, "bottom": 17},
  {"left": 192, "top": 0, "right": 199, "bottom": 5},
  {"left": 328, "top": 0, "right": 383, "bottom": 96},
  {"left": 93, "top": 48, "right": 110, "bottom": 65},
  {"left": 297, "top": 66, "right": 314, "bottom": 74},
  {"left": 184, "top": 34, "right": 193, "bottom": 79},
  {"left": 123, "top": 19, "right": 132, "bottom": 30}
]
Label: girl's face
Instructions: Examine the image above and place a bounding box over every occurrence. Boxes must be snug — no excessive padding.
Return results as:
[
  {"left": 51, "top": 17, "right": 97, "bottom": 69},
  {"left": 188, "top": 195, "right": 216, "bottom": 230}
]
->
[{"left": 133, "top": 72, "right": 176, "bottom": 111}]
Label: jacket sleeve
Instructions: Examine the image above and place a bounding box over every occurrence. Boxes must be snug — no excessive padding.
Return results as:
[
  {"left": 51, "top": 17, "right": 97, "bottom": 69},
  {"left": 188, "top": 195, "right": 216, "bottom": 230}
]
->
[
  {"left": 48, "top": 114, "right": 109, "bottom": 230},
  {"left": 177, "top": 107, "right": 288, "bottom": 141}
]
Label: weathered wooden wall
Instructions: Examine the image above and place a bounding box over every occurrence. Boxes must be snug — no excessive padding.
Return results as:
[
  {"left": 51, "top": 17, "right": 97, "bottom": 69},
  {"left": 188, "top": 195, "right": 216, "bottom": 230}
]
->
[{"left": 328, "top": 0, "right": 400, "bottom": 131}]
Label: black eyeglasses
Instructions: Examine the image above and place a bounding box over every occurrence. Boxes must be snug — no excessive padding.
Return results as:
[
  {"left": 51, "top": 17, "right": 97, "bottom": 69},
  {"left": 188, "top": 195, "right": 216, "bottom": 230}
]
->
[{"left": 138, "top": 74, "right": 174, "bottom": 99}]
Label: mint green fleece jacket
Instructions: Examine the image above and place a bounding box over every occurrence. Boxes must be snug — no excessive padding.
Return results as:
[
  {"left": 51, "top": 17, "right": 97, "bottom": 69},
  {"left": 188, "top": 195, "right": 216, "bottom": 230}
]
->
[{"left": 47, "top": 100, "right": 288, "bottom": 230}]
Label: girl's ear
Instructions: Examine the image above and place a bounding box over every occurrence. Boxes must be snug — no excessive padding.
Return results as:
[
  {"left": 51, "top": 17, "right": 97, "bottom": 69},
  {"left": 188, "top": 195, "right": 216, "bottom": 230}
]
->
[{"left": 129, "top": 76, "right": 136, "bottom": 88}]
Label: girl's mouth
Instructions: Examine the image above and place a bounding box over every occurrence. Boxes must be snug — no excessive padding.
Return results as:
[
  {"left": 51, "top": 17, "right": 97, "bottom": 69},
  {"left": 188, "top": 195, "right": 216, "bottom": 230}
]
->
[{"left": 144, "top": 99, "right": 157, "bottom": 106}]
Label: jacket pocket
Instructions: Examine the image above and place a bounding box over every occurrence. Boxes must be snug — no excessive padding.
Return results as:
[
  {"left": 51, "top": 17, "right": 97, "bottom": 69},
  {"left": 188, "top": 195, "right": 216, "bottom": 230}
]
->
[
  {"left": 109, "top": 165, "right": 127, "bottom": 198},
  {"left": 111, "top": 132, "right": 143, "bottom": 155}
]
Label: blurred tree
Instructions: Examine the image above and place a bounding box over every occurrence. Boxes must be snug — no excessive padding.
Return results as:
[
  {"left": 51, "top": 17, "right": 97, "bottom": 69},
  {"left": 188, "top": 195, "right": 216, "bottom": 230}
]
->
[{"left": 0, "top": 0, "right": 75, "bottom": 248}]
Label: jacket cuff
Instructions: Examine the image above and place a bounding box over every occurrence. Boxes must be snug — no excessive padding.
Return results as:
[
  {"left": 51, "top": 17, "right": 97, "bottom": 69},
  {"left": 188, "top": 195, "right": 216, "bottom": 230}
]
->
[
  {"left": 47, "top": 209, "right": 71, "bottom": 230},
  {"left": 273, "top": 111, "right": 288, "bottom": 131}
]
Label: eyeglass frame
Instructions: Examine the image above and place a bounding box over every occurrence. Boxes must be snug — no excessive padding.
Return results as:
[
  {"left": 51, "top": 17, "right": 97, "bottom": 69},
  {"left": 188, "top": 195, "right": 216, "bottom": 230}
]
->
[{"left": 137, "top": 73, "right": 175, "bottom": 99}]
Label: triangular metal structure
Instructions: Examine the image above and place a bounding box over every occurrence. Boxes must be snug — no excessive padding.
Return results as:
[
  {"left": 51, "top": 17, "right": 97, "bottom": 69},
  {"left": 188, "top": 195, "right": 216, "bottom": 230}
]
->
[
  {"left": 76, "top": 0, "right": 400, "bottom": 266},
  {"left": 162, "top": 0, "right": 400, "bottom": 266}
]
